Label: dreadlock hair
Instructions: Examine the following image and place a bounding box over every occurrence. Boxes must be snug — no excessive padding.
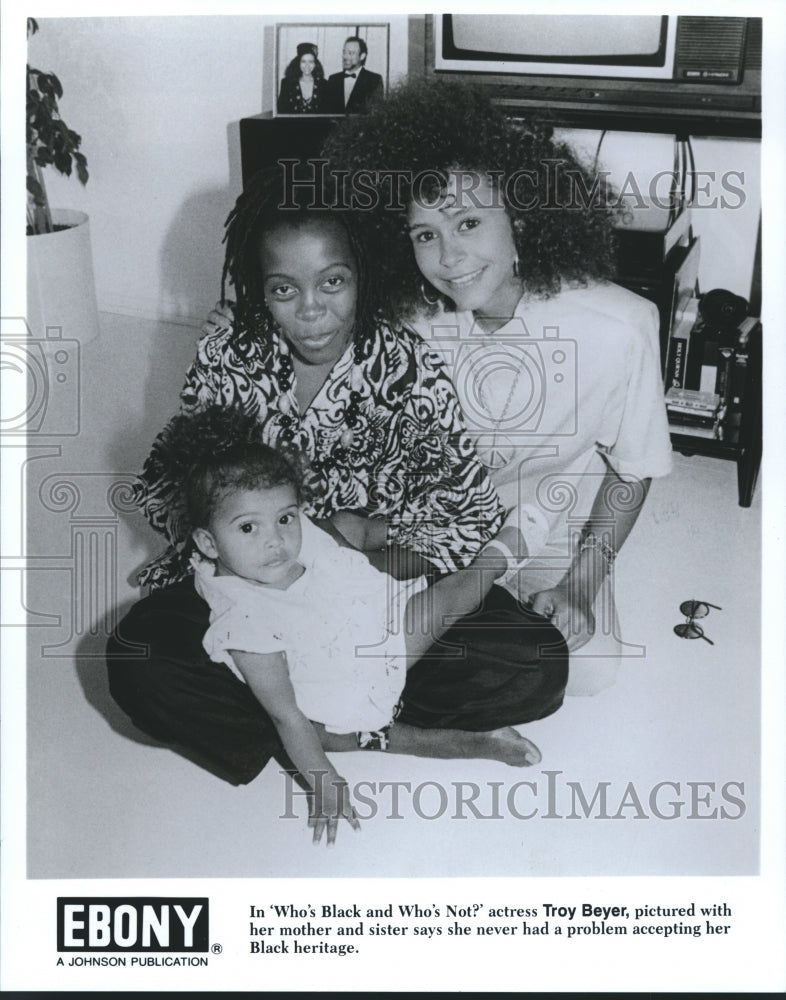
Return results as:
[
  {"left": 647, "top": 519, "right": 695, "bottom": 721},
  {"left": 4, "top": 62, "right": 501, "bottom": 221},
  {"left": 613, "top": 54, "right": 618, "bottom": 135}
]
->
[
  {"left": 322, "top": 78, "right": 620, "bottom": 324},
  {"left": 143, "top": 405, "right": 304, "bottom": 545},
  {"left": 220, "top": 162, "right": 379, "bottom": 354}
]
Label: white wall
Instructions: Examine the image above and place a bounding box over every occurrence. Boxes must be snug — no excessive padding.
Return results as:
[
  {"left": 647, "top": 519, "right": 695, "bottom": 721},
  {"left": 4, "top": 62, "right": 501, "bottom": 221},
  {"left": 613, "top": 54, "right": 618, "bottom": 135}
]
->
[
  {"left": 29, "top": 16, "right": 759, "bottom": 327},
  {"left": 29, "top": 15, "right": 410, "bottom": 327}
]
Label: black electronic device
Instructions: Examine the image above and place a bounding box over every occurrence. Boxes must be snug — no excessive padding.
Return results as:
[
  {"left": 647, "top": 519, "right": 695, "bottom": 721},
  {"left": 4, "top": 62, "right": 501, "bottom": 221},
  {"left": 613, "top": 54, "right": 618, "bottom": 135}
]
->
[
  {"left": 666, "top": 289, "right": 751, "bottom": 400},
  {"left": 664, "top": 288, "right": 761, "bottom": 507},
  {"left": 421, "top": 15, "right": 761, "bottom": 136},
  {"left": 613, "top": 202, "right": 693, "bottom": 282},
  {"left": 616, "top": 231, "right": 700, "bottom": 379},
  {"left": 239, "top": 114, "right": 339, "bottom": 189},
  {"left": 699, "top": 288, "right": 749, "bottom": 330}
]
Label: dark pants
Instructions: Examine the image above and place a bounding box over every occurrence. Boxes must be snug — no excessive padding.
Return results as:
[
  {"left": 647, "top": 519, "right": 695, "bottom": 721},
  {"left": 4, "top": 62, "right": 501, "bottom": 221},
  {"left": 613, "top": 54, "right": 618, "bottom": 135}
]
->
[{"left": 106, "top": 577, "right": 568, "bottom": 785}]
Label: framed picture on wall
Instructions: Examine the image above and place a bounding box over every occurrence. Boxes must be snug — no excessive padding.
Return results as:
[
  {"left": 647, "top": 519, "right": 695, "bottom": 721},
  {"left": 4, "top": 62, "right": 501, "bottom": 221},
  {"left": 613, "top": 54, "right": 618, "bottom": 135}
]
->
[{"left": 274, "top": 21, "right": 390, "bottom": 116}]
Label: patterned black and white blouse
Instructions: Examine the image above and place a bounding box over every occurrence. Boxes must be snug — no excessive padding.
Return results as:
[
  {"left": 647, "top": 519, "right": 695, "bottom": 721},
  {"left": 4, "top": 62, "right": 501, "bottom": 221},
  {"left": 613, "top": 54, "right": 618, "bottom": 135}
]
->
[
  {"left": 277, "top": 77, "right": 328, "bottom": 114},
  {"left": 135, "top": 320, "right": 505, "bottom": 590}
]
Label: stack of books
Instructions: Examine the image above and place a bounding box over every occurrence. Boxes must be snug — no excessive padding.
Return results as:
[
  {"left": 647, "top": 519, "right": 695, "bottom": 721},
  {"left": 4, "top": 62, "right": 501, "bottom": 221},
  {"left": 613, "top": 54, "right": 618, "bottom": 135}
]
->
[
  {"left": 665, "top": 387, "right": 724, "bottom": 439},
  {"left": 664, "top": 305, "right": 760, "bottom": 442}
]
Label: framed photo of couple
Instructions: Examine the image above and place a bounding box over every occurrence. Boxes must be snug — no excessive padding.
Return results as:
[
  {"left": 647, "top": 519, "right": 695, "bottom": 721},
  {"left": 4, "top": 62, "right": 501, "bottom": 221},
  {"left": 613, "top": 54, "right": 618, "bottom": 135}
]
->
[{"left": 274, "top": 21, "right": 390, "bottom": 117}]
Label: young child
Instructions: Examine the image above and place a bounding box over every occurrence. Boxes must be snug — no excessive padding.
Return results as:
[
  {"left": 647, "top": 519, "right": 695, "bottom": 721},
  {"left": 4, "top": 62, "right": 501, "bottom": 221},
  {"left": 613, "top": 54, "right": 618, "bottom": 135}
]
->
[{"left": 156, "top": 404, "right": 540, "bottom": 846}]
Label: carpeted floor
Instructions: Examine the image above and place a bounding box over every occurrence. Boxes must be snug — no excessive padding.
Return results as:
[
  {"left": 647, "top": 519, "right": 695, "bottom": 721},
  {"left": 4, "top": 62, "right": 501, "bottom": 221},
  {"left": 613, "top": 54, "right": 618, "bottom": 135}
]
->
[{"left": 22, "top": 312, "right": 762, "bottom": 879}]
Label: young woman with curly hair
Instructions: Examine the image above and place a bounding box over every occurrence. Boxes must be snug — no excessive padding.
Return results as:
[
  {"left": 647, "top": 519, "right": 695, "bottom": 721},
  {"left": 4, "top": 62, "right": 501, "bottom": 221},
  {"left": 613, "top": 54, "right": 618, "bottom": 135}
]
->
[
  {"left": 107, "top": 164, "right": 569, "bottom": 792},
  {"left": 323, "top": 79, "right": 673, "bottom": 695}
]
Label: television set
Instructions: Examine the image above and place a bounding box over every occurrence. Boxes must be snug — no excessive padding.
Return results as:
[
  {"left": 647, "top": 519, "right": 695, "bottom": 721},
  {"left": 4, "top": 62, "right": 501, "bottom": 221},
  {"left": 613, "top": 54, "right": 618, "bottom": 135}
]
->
[{"left": 420, "top": 15, "right": 761, "bottom": 137}]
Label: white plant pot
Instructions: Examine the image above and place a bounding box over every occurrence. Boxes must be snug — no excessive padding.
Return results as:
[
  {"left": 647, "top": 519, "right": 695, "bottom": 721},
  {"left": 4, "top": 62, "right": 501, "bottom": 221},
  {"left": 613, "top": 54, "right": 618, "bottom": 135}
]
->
[{"left": 27, "top": 209, "right": 101, "bottom": 344}]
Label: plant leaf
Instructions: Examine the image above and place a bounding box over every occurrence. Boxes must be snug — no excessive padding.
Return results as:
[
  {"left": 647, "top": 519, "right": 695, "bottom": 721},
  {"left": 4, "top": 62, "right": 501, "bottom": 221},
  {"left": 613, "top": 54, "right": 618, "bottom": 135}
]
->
[
  {"left": 37, "top": 72, "right": 55, "bottom": 98},
  {"left": 25, "top": 33, "right": 89, "bottom": 191},
  {"left": 53, "top": 151, "right": 73, "bottom": 175},
  {"left": 74, "top": 153, "right": 89, "bottom": 185}
]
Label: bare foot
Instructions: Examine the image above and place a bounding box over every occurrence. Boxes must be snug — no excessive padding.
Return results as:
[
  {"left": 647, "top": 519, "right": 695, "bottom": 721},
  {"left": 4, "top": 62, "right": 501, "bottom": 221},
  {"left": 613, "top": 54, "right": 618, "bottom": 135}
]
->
[
  {"left": 477, "top": 727, "right": 542, "bottom": 767},
  {"left": 316, "top": 721, "right": 541, "bottom": 766},
  {"left": 387, "top": 722, "right": 541, "bottom": 766}
]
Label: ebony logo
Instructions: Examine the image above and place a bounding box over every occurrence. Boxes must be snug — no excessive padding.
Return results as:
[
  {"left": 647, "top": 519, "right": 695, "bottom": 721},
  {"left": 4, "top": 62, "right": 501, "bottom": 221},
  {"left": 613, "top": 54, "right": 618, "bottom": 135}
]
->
[{"left": 57, "top": 898, "right": 209, "bottom": 951}]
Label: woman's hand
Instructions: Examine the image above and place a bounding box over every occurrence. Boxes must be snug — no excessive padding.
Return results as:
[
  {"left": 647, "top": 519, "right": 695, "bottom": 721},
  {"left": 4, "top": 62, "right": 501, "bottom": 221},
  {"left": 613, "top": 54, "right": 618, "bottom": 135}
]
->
[
  {"left": 202, "top": 300, "right": 235, "bottom": 339},
  {"left": 530, "top": 473, "right": 651, "bottom": 654},
  {"left": 308, "top": 771, "right": 360, "bottom": 847},
  {"left": 530, "top": 583, "right": 595, "bottom": 652}
]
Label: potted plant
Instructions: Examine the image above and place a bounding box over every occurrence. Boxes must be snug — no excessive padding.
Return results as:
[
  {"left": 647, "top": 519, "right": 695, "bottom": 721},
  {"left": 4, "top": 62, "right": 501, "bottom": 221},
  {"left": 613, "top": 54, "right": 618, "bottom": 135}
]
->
[
  {"left": 27, "top": 18, "right": 89, "bottom": 235},
  {"left": 27, "top": 17, "right": 100, "bottom": 343}
]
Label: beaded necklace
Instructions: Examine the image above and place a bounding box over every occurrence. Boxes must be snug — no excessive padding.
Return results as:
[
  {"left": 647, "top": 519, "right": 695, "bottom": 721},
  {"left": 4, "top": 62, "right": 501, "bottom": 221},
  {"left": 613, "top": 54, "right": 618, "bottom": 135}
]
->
[{"left": 274, "top": 335, "right": 367, "bottom": 472}]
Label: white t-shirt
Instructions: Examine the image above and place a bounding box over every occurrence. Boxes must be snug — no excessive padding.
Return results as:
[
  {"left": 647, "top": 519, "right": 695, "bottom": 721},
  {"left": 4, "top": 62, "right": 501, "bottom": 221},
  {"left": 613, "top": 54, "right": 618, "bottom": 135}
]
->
[
  {"left": 411, "top": 282, "right": 673, "bottom": 599},
  {"left": 194, "top": 516, "right": 426, "bottom": 734}
]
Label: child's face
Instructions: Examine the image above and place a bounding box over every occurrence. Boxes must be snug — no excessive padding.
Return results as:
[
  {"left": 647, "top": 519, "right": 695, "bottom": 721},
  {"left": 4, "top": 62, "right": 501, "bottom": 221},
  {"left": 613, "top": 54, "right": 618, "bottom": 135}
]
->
[
  {"left": 195, "top": 483, "right": 303, "bottom": 588},
  {"left": 260, "top": 219, "right": 358, "bottom": 367}
]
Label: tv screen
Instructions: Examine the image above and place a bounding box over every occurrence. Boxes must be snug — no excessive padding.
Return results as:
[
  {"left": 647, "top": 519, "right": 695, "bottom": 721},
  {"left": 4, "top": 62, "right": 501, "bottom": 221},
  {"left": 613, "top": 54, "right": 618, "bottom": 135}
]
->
[
  {"left": 438, "top": 14, "right": 676, "bottom": 79},
  {"left": 425, "top": 15, "right": 760, "bottom": 137}
]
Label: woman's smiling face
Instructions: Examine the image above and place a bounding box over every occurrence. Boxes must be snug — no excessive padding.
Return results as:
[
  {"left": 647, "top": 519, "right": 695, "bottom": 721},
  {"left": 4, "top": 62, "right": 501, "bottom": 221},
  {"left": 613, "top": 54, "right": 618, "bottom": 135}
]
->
[
  {"left": 407, "top": 172, "right": 523, "bottom": 323},
  {"left": 260, "top": 218, "right": 357, "bottom": 366}
]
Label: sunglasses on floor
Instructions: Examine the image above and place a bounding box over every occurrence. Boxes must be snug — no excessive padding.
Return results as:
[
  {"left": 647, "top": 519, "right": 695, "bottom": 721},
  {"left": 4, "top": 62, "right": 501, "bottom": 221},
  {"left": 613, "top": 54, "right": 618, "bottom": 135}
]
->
[{"left": 674, "top": 600, "right": 722, "bottom": 645}]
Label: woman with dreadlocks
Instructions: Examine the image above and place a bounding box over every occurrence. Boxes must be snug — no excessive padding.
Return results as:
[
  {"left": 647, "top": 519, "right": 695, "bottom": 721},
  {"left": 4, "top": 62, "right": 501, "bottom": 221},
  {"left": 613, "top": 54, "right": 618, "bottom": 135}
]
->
[
  {"left": 321, "top": 79, "right": 673, "bottom": 696},
  {"left": 107, "top": 165, "right": 568, "bottom": 790}
]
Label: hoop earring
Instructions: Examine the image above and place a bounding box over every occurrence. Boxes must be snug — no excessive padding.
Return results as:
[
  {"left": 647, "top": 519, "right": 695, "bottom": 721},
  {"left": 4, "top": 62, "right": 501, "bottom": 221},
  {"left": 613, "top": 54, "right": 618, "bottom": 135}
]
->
[
  {"left": 421, "top": 281, "right": 440, "bottom": 306},
  {"left": 512, "top": 217, "right": 525, "bottom": 279}
]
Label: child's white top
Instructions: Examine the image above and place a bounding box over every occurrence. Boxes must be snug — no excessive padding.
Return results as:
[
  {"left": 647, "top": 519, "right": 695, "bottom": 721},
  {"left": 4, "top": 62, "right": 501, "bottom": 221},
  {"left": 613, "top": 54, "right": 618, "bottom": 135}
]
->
[{"left": 194, "top": 515, "right": 426, "bottom": 734}]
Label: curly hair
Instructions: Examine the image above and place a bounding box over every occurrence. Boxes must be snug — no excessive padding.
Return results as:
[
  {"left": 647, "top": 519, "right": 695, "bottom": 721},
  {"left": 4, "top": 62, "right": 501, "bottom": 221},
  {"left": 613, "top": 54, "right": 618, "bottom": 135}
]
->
[
  {"left": 322, "top": 78, "right": 619, "bottom": 322},
  {"left": 283, "top": 46, "right": 325, "bottom": 83},
  {"left": 221, "top": 163, "right": 380, "bottom": 355},
  {"left": 142, "top": 405, "right": 304, "bottom": 540}
]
